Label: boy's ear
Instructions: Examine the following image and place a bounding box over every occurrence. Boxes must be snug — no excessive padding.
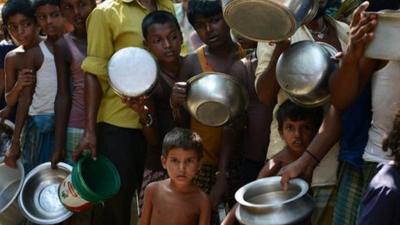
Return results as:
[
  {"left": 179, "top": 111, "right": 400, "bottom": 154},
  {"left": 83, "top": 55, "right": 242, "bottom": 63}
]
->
[
  {"left": 161, "top": 155, "right": 167, "bottom": 169},
  {"left": 143, "top": 39, "right": 148, "bottom": 49}
]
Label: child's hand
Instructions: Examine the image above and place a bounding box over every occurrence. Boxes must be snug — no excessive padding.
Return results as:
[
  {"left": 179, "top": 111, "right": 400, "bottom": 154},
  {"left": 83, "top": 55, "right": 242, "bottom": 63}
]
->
[
  {"left": 50, "top": 149, "right": 65, "bottom": 169},
  {"left": 15, "top": 69, "right": 35, "bottom": 91},
  {"left": 170, "top": 82, "right": 187, "bottom": 109},
  {"left": 4, "top": 141, "right": 21, "bottom": 168}
]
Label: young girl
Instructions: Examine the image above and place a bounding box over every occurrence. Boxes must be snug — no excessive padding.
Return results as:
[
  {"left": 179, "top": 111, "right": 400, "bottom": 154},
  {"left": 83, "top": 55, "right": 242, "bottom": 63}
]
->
[
  {"left": 357, "top": 111, "right": 400, "bottom": 225},
  {"left": 51, "top": 0, "right": 96, "bottom": 168}
]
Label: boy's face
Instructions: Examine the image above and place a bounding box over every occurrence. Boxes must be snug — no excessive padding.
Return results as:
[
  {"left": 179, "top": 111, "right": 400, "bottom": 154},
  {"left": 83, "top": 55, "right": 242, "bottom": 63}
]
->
[
  {"left": 35, "top": 4, "right": 65, "bottom": 38},
  {"left": 192, "top": 13, "right": 231, "bottom": 48},
  {"left": 161, "top": 148, "right": 200, "bottom": 186},
  {"left": 5, "top": 13, "right": 38, "bottom": 47},
  {"left": 144, "top": 22, "right": 182, "bottom": 64},
  {"left": 280, "top": 118, "right": 316, "bottom": 154},
  {"left": 60, "top": 0, "right": 95, "bottom": 32}
]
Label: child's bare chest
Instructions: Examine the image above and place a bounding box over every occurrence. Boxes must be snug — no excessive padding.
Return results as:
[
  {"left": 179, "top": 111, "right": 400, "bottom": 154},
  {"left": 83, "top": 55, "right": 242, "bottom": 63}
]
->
[{"left": 151, "top": 194, "right": 200, "bottom": 225}]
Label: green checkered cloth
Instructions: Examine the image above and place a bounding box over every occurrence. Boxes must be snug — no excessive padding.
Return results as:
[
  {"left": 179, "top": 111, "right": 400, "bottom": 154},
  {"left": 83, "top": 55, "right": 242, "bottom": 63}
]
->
[
  {"left": 332, "top": 161, "right": 364, "bottom": 225},
  {"left": 332, "top": 161, "right": 379, "bottom": 225},
  {"left": 312, "top": 185, "right": 336, "bottom": 225},
  {"left": 64, "top": 127, "right": 84, "bottom": 166}
]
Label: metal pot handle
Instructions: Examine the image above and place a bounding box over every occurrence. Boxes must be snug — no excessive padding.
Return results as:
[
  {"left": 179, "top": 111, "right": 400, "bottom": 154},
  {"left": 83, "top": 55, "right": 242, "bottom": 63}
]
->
[{"left": 303, "top": 0, "right": 319, "bottom": 24}]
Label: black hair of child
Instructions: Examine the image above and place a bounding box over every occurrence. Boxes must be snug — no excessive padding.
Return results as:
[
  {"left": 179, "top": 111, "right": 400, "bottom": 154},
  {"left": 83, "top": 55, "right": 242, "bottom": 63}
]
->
[
  {"left": 187, "top": 0, "right": 222, "bottom": 27},
  {"left": 142, "top": 10, "right": 182, "bottom": 40},
  {"left": 162, "top": 127, "right": 203, "bottom": 159},
  {"left": 368, "top": 0, "right": 400, "bottom": 12},
  {"left": 1, "top": 0, "right": 36, "bottom": 40},
  {"left": 276, "top": 99, "right": 324, "bottom": 132},
  {"left": 382, "top": 111, "right": 400, "bottom": 169},
  {"left": 32, "top": 0, "right": 60, "bottom": 12}
]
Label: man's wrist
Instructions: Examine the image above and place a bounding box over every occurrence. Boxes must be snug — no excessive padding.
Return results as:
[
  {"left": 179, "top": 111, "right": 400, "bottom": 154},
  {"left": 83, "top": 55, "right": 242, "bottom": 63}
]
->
[{"left": 140, "top": 113, "right": 153, "bottom": 128}]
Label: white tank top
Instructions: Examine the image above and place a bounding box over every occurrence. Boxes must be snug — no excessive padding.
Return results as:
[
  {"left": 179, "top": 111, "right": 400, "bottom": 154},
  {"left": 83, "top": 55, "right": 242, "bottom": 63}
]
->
[
  {"left": 28, "top": 41, "right": 57, "bottom": 115},
  {"left": 363, "top": 61, "right": 400, "bottom": 163}
]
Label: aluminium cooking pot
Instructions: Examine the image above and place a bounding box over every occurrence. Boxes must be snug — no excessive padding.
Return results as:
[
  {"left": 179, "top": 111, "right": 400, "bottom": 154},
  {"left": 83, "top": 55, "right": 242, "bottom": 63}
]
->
[
  {"left": 222, "top": 0, "right": 319, "bottom": 41},
  {"left": 276, "top": 41, "right": 338, "bottom": 108},
  {"left": 235, "top": 176, "right": 314, "bottom": 225}
]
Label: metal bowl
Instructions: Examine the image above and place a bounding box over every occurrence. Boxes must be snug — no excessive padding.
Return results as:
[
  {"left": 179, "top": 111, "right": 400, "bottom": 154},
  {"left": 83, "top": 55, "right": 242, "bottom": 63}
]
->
[
  {"left": 0, "top": 160, "right": 24, "bottom": 213},
  {"left": 108, "top": 47, "right": 157, "bottom": 97},
  {"left": 222, "top": 0, "right": 318, "bottom": 41},
  {"left": 235, "top": 176, "right": 314, "bottom": 225},
  {"left": 365, "top": 10, "right": 400, "bottom": 60},
  {"left": 18, "top": 162, "right": 73, "bottom": 224},
  {"left": 276, "top": 41, "right": 338, "bottom": 107},
  {"left": 186, "top": 72, "right": 249, "bottom": 127}
]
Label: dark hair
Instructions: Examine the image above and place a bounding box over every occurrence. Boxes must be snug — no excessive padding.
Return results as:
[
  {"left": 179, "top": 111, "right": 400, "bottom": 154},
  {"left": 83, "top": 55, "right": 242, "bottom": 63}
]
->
[
  {"left": 2, "top": 0, "right": 36, "bottom": 25},
  {"left": 32, "top": 0, "right": 60, "bottom": 12},
  {"left": 142, "top": 10, "right": 181, "bottom": 39},
  {"left": 1, "top": 0, "right": 36, "bottom": 40},
  {"left": 187, "top": 0, "right": 222, "bottom": 27},
  {"left": 382, "top": 111, "right": 400, "bottom": 168},
  {"left": 276, "top": 100, "right": 324, "bottom": 131},
  {"left": 368, "top": 0, "right": 400, "bottom": 12},
  {"left": 162, "top": 127, "right": 203, "bottom": 159}
]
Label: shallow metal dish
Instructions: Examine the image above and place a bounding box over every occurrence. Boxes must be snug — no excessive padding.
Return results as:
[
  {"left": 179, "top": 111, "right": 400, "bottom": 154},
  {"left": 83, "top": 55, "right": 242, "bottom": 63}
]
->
[
  {"left": 222, "top": 0, "right": 318, "bottom": 41},
  {"left": 276, "top": 41, "right": 338, "bottom": 107},
  {"left": 186, "top": 72, "right": 248, "bottom": 127},
  {"left": 0, "top": 160, "right": 24, "bottom": 213},
  {"left": 18, "top": 162, "right": 73, "bottom": 224},
  {"left": 235, "top": 176, "right": 314, "bottom": 225},
  {"left": 365, "top": 10, "right": 400, "bottom": 60},
  {"left": 108, "top": 47, "right": 157, "bottom": 98}
]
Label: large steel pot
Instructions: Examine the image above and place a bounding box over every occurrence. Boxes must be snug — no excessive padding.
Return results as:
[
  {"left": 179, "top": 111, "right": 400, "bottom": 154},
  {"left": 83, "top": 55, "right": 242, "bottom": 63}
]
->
[
  {"left": 186, "top": 72, "right": 248, "bottom": 127},
  {"left": 222, "top": 0, "right": 319, "bottom": 41},
  {"left": 276, "top": 41, "right": 338, "bottom": 108},
  {"left": 235, "top": 176, "right": 314, "bottom": 225}
]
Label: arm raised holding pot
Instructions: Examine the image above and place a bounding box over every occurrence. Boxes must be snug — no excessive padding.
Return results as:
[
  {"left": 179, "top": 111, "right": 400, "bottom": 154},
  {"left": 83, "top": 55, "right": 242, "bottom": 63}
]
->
[
  {"left": 329, "top": 1, "right": 382, "bottom": 111},
  {"left": 255, "top": 39, "right": 290, "bottom": 106},
  {"left": 278, "top": 1, "right": 379, "bottom": 189}
]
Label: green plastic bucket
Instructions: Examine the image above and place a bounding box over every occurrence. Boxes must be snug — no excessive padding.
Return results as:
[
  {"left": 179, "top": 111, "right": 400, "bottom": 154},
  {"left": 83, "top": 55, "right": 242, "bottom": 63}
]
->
[{"left": 71, "top": 154, "right": 121, "bottom": 203}]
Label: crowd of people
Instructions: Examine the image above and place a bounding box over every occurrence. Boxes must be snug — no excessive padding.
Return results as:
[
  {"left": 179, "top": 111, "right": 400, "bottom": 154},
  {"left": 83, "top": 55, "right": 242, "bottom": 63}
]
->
[{"left": 0, "top": 0, "right": 399, "bottom": 225}]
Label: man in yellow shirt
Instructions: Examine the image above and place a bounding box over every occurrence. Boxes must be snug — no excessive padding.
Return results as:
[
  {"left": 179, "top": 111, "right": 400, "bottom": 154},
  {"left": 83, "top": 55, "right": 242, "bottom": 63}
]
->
[{"left": 76, "top": 0, "right": 174, "bottom": 225}]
